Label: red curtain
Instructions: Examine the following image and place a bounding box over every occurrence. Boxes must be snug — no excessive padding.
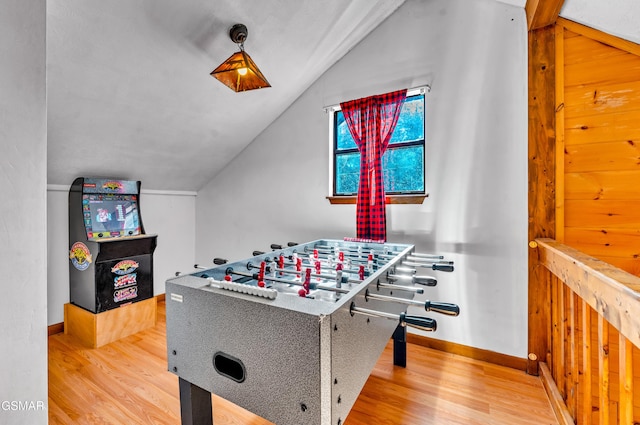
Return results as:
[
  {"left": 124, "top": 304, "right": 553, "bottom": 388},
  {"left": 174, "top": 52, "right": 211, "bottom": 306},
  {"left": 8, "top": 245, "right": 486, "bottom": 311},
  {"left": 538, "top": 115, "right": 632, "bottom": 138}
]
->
[{"left": 340, "top": 89, "right": 407, "bottom": 242}]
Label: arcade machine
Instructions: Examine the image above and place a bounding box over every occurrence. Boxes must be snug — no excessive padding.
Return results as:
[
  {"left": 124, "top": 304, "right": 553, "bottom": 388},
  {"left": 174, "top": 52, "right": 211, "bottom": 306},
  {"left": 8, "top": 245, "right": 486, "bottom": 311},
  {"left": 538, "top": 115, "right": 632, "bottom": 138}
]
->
[{"left": 68, "top": 177, "right": 157, "bottom": 313}]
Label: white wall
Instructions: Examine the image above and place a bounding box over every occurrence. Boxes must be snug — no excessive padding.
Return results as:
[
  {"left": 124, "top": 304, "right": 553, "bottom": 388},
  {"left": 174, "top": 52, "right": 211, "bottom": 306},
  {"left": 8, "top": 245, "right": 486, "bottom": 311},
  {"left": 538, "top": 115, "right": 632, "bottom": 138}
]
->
[
  {"left": 196, "top": 0, "right": 528, "bottom": 357},
  {"left": 47, "top": 186, "right": 196, "bottom": 325},
  {"left": 560, "top": 0, "right": 640, "bottom": 44},
  {"left": 0, "top": 0, "right": 48, "bottom": 423}
]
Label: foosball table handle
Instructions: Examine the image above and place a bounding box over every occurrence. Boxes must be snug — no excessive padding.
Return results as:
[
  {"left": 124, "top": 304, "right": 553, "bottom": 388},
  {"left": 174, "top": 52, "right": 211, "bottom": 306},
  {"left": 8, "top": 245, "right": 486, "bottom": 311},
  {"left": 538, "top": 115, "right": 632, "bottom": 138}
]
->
[
  {"left": 400, "top": 313, "right": 437, "bottom": 332},
  {"left": 413, "top": 276, "right": 437, "bottom": 286},
  {"left": 213, "top": 258, "right": 228, "bottom": 265},
  {"left": 425, "top": 301, "right": 460, "bottom": 316},
  {"left": 432, "top": 264, "right": 454, "bottom": 272}
]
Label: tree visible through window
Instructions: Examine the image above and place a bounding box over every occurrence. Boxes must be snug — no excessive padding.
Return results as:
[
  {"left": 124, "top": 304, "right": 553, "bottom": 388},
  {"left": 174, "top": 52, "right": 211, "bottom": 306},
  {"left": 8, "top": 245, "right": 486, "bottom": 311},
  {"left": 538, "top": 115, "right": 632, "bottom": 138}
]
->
[{"left": 332, "top": 92, "right": 425, "bottom": 196}]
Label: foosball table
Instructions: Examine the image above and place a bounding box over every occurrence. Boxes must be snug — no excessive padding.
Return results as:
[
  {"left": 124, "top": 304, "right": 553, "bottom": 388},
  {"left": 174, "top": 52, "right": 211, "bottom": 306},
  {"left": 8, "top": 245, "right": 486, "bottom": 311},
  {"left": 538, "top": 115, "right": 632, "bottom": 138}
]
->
[{"left": 165, "top": 239, "right": 459, "bottom": 425}]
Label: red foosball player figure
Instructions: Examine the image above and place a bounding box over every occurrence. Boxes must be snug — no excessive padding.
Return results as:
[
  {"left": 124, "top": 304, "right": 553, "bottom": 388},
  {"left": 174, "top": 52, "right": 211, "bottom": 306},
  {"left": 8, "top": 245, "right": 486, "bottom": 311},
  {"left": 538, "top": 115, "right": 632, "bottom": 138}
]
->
[
  {"left": 298, "top": 268, "right": 312, "bottom": 298},
  {"left": 296, "top": 257, "right": 302, "bottom": 280},
  {"left": 257, "top": 261, "right": 267, "bottom": 287},
  {"left": 278, "top": 255, "right": 285, "bottom": 276},
  {"left": 303, "top": 268, "right": 311, "bottom": 294}
]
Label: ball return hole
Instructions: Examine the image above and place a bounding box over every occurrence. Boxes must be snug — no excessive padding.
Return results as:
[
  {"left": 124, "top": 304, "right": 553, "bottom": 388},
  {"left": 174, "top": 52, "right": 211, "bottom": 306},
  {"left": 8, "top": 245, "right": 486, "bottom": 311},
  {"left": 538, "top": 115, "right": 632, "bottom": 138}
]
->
[{"left": 213, "top": 352, "right": 246, "bottom": 383}]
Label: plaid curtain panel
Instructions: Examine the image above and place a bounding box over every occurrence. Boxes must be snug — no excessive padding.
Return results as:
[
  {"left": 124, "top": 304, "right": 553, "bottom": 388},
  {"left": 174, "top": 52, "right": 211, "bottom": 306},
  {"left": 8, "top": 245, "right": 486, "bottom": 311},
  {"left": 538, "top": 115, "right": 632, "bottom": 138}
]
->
[{"left": 340, "top": 89, "right": 407, "bottom": 241}]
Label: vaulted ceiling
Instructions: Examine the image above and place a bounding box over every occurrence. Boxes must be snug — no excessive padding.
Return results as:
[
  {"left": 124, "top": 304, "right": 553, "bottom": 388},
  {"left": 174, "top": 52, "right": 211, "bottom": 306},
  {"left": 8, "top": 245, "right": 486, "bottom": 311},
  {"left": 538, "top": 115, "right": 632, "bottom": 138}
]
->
[{"left": 46, "top": 0, "right": 640, "bottom": 191}]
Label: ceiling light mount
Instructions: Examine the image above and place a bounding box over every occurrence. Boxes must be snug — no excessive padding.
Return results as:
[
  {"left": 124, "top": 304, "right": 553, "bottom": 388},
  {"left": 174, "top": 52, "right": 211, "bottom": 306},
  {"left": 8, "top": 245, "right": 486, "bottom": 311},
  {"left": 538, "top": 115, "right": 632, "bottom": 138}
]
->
[
  {"left": 229, "top": 24, "right": 248, "bottom": 46},
  {"left": 210, "top": 23, "right": 271, "bottom": 92}
]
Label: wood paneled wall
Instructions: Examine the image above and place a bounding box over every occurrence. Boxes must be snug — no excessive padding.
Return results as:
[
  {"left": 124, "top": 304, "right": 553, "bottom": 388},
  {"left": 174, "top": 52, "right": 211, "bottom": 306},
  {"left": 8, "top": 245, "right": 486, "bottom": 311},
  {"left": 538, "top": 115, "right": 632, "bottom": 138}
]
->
[
  {"left": 544, "top": 17, "right": 640, "bottom": 424},
  {"left": 559, "top": 18, "right": 640, "bottom": 274}
]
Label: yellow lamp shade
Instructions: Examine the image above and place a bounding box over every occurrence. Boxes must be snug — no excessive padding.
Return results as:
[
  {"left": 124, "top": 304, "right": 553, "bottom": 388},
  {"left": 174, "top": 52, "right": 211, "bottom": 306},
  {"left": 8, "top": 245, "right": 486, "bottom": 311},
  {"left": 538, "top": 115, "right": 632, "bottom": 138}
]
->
[{"left": 210, "top": 50, "right": 271, "bottom": 92}]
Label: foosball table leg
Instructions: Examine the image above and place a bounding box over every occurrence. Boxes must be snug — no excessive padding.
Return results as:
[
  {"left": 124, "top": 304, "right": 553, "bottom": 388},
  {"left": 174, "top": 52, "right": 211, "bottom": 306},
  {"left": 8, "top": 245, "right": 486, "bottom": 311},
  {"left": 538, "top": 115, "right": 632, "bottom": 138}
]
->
[
  {"left": 392, "top": 324, "right": 407, "bottom": 368},
  {"left": 179, "top": 377, "right": 213, "bottom": 425}
]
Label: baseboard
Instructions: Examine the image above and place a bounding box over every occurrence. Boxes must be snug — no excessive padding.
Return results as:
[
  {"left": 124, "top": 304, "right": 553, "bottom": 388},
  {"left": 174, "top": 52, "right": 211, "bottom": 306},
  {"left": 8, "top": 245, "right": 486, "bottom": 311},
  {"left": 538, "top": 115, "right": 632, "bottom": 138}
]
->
[
  {"left": 539, "top": 362, "right": 574, "bottom": 425},
  {"left": 48, "top": 294, "right": 167, "bottom": 336},
  {"left": 407, "top": 333, "right": 528, "bottom": 371},
  {"left": 48, "top": 322, "right": 64, "bottom": 336}
]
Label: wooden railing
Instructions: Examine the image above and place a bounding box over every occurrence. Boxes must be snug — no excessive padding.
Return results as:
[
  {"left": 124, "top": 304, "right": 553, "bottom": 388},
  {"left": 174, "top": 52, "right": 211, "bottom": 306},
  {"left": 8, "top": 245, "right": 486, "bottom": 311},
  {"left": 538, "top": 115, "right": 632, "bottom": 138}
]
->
[{"left": 532, "top": 238, "right": 640, "bottom": 425}]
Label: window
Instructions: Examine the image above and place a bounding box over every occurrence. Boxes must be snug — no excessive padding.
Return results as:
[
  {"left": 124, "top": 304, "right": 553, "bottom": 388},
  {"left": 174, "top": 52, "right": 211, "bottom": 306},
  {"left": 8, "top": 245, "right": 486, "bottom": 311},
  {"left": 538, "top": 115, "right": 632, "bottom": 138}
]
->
[{"left": 330, "top": 88, "right": 426, "bottom": 202}]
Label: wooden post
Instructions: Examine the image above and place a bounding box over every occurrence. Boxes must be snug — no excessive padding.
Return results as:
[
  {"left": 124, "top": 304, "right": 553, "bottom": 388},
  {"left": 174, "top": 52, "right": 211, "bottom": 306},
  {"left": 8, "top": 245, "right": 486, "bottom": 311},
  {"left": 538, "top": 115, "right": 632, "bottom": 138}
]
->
[
  {"left": 528, "top": 23, "right": 557, "bottom": 372},
  {"left": 598, "top": 315, "right": 609, "bottom": 425},
  {"left": 527, "top": 352, "right": 539, "bottom": 376},
  {"left": 551, "top": 275, "right": 561, "bottom": 382},
  {"left": 618, "top": 334, "right": 633, "bottom": 425},
  {"left": 580, "top": 300, "right": 592, "bottom": 425},
  {"left": 567, "top": 290, "right": 577, "bottom": 418}
]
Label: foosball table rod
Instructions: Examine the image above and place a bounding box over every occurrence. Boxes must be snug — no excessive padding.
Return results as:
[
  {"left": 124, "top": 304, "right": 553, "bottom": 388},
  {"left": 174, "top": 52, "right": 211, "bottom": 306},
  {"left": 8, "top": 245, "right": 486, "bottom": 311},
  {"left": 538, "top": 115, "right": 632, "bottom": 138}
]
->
[
  {"left": 387, "top": 273, "right": 438, "bottom": 286},
  {"left": 249, "top": 262, "right": 361, "bottom": 284},
  {"left": 193, "top": 258, "right": 228, "bottom": 271},
  {"left": 365, "top": 289, "right": 460, "bottom": 316},
  {"left": 313, "top": 243, "right": 446, "bottom": 261},
  {"left": 350, "top": 302, "right": 441, "bottom": 369},
  {"left": 250, "top": 257, "right": 367, "bottom": 279},
  {"left": 349, "top": 302, "right": 437, "bottom": 332},
  {"left": 249, "top": 258, "right": 439, "bottom": 290},
  {"left": 314, "top": 248, "right": 454, "bottom": 267},
  {"left": 250, "top": 260, "right": 414, "bottom": 288},
  {"left": 225, "top": 268, "right": 351, "bottom": 296}
]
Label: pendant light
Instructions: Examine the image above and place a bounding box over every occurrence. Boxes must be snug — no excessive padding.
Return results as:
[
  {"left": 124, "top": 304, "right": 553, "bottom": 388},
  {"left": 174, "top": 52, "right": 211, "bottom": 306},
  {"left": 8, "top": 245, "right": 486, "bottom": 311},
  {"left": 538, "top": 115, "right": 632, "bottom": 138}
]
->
[{"left": 210, "top": 24, "right": 271, "bottom": 92}]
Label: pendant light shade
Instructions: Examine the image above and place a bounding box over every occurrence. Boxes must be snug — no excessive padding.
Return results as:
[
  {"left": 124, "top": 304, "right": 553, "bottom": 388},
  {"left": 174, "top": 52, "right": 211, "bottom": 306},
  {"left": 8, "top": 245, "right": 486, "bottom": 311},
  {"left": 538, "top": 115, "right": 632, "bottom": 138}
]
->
[{"left": 211, "top": 24, "right": 271, "bottom": 92}]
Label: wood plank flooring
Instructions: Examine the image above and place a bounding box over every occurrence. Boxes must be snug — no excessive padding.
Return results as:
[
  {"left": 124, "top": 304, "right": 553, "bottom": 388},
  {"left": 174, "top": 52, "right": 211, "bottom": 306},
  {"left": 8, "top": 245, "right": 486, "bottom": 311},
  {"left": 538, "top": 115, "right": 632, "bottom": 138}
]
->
[{"left": 49, "top": 302, "right": 558, "bottom": 425}]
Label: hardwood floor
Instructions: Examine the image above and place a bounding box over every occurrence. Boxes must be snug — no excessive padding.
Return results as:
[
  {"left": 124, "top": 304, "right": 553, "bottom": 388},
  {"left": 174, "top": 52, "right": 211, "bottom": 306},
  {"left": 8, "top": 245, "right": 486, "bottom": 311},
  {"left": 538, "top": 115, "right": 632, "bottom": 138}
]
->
[{"left": 49, "top": 302, "right": 558, "bottom": 425}]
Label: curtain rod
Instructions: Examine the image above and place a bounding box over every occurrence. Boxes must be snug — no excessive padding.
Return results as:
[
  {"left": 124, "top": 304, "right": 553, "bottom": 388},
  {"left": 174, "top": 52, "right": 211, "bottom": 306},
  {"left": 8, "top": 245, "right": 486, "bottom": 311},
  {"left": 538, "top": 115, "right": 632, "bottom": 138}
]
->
[{"left": 323, "top": 85, "right": 430, "bottom": 113}]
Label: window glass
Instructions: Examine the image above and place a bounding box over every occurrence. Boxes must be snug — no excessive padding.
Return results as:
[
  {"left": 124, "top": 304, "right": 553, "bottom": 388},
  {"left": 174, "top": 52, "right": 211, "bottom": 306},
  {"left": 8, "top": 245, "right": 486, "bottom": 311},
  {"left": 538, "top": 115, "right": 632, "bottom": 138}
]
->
[
  {"left": 389, "top": 96, "right": 425, "bottom": 145},
  {"left": 382, "top": 145, "right": 424, "bottom": 194},
  {"left": 335, "top": 152, "right": 360, "bottom": 195},
  {"left": 333, "top": 93, "right": 425, "bottom": 196},
  {"left": 335, "top": 113, "right": 356, "bottom": 150}
]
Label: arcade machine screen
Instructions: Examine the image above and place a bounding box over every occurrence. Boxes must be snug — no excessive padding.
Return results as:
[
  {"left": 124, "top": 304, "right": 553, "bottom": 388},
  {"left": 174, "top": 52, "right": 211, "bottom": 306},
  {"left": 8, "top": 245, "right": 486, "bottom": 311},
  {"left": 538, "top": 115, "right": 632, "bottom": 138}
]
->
[{"left": 83, "top": 194, "right": 141, "bottom": 239}]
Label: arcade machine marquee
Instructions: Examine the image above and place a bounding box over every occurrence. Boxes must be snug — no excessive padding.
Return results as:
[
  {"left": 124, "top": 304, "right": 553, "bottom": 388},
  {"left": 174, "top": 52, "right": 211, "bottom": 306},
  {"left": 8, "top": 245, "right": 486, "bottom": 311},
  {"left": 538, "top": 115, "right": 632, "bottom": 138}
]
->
[{"left": 69, "top": 177, "right": 157, "bottom": 313}]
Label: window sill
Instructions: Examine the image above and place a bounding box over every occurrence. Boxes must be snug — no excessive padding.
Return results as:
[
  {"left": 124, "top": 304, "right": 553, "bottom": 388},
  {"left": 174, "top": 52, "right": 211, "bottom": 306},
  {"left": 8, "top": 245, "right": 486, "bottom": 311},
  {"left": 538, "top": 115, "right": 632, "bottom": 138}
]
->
[{"left": 326, "top": 194, "right": 428, "bottom": 205}]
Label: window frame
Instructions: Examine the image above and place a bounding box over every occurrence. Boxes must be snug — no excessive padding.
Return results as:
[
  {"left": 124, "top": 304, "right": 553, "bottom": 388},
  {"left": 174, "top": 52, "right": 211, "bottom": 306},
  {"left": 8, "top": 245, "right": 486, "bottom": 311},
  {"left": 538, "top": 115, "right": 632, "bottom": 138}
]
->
[{"left": 327, "top": 86, "right": 429, "bottom": 204}]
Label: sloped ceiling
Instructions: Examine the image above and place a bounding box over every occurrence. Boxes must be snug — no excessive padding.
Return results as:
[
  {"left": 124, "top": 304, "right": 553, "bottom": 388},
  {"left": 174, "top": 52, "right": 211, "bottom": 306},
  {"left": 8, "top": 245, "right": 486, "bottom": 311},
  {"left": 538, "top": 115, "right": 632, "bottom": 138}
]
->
[
  {"left": 560, "top": 0, "right": 640, "bottom": 44},
  {"left": 47, "top": 0, "right": 406, "bottom": 191},
  {"left": 46, "top": 0, "right": 640, "bottom": 191},
  {"left": 494, "top": 0, "right": 526, "bottom": 6}
]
